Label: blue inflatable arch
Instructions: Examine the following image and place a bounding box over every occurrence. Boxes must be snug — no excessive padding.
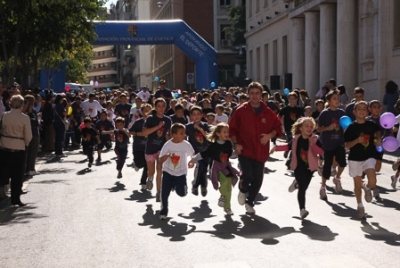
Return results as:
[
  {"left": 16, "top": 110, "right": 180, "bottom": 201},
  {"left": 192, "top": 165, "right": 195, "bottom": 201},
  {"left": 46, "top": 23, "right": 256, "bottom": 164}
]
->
[{"left": 93, "top": 20, "right": 218, "bottom": 90}]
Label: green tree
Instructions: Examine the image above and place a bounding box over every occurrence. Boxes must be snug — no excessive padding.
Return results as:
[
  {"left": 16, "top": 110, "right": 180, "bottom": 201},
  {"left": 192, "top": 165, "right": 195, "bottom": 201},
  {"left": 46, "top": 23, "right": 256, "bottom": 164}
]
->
[
  {"left": 224, "top": 3, "right": 246, "bottom": 47},
  {"left": 0, "top": 0, "right": 105, "bottom": 87}
]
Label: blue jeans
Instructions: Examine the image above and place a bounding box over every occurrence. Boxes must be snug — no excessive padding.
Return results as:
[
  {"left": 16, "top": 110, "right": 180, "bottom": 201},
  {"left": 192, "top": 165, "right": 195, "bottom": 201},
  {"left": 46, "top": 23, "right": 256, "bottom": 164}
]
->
[
  {"left": 160, "top": 171, "right": 187, "bottom": 216},
  {"left": 238, "top": 155, "right": 265, "bottom": 207}
]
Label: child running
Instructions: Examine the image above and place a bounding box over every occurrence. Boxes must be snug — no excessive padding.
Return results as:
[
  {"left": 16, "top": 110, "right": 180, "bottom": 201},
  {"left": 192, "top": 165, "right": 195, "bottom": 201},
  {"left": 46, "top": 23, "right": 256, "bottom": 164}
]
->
[
  {"left": 190, "top": 123, "right": 240, "bottom": 215},
  {"left": 129, "top": 104, "right": 151, "bottom": 190},
  {"left": 344, "top": 101, "right": 381, "bottom": 219},
  {"left": 271, "top": 117, "right": 324, "bottom": 219},
  {"left": 316, "top": 89, "right": 347, "bottom": 200},
  {"left": 185, "top": 106, "right": 210, "bottom": 196},
  {"left": 95, "top": 110, "right": 114, "bottom": 162},
  {"left": 159, "top": 123, "right": 195, "bottom": 220},
  {"left": 102, "top": 117, "right": 130, "bottom": 178},
  {"left": 81, "top": 117, "right": 101, "bottom": 169},
  {"left": 142, "top": 98, "right": 172, "bottom": 202}
]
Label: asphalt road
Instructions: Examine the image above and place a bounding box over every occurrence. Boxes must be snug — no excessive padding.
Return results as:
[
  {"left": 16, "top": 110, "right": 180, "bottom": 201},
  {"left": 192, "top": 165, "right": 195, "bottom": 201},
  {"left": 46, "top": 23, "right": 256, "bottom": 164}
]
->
[{"left": 0, "top": 144, "right": 399, "bottom": 268}]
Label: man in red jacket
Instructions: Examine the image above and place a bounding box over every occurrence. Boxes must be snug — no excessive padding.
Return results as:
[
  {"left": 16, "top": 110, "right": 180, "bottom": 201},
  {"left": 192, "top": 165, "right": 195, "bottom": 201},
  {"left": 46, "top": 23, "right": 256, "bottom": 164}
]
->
[{"left": 229, "top": 82, "right": 282, "bottom": 214}]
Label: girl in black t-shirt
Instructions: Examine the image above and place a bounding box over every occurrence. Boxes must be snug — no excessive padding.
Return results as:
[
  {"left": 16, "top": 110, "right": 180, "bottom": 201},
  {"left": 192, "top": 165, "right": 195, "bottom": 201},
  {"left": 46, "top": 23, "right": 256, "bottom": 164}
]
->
[{"left": 271, "top": 117, "right": 323, "bottom": 220}]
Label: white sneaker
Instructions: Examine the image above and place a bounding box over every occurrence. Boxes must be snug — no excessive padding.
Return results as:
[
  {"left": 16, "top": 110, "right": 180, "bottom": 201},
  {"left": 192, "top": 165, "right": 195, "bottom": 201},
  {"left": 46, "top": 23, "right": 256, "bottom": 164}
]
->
[
  {"left": 245, "top": 203, "right": 255, "bottom": 214},
  {"left": 333, "top": 177, "right": 343, "bottom": 193},
  {"left": 238, "top": 191, "right": 246, "bottom": 206},
  {"left": 300, "top": 209, "right": 309, "bottom": 219},
  {"left": 391, "top": 175, "right": 397, "bottom": 189},
  {"left": 224, "top": 208, "right": 234, "bottom": 215},
  {"left": 159, "top": 214, "right": 167, "bottom": 220},
  {"left": 362, "top": 183, "right": 373, "bottom": 203},
  {"left": 141, "top": 184, "right": 147, "bottom": 191},
  {"left": 288, "top": 179, "right": 298, "bottom": 193},
  {"left": 146, "top": 179, "right": 154, "bottom": 191},
  {"left": 357, "top": 206, "right": 366, "bottom": 219},
  {"left": 218, "top": 196, "right": 225, "bottom": 207},
  {"left": 319, "top": 187, "right": 327, "bottom": 201}
]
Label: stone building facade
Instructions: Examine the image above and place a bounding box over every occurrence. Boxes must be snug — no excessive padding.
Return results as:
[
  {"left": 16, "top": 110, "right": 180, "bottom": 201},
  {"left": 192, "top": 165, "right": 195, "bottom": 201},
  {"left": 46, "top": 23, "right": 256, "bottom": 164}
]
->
[{"left": 245, "top": 0, "right": 400, "bottom": 103}]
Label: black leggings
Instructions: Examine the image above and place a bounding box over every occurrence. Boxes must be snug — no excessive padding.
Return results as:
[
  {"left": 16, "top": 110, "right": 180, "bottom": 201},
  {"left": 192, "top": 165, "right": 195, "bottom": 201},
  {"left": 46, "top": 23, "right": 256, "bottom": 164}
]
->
[{"left": 294, "top": 168, "right": 313, "bottom": 210}]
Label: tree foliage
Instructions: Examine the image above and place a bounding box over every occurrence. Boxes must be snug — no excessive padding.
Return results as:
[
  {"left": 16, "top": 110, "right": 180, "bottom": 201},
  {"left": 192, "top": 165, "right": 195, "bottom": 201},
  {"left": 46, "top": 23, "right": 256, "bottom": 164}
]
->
[
  {"left": 0, "top": 0, "right": 105, "bottom": 87},
  {"left": 224, "top": 3, "right": 246, "bottom": 47}
]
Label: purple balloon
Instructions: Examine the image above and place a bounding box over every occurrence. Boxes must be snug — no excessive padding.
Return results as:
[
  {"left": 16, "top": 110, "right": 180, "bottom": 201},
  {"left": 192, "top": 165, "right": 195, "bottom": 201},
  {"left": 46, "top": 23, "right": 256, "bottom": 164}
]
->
[
  {"left": 380, "top": 112, "right": 396, "bottom": 129},
  {"left": 382, "top": 136, "right": 399, "bottom": 152}
]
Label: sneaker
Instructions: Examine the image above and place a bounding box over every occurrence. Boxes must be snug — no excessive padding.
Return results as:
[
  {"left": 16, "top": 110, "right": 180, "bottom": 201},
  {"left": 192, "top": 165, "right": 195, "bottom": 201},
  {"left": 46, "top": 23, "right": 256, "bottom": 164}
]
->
[
  {"left": 159, "top": 214, "right": 167, "bottom": 220},
  {"left": 319, "top": 187, "right": 327, "bottom": 201},
  {"left": 357, "top": 206, "right": 366, "bottom": 219},
  {"left": 96, "top": 157, "right": 101, "bottom": 163},
  {"left": 141, "top": 184, "right": 147, "bottom": 191},
  {"left": 362, "top": 183, "right": 373, "bottom": 203},
  {"left": 191, "top": 187, "right": 199, "bottom": 196},
  {"left": 224, "top": 208, "right": 234, "bottom": 215},
  {"left": 317, "top": 166, "right": 323, "bottom": 177},
  {"left": 391, "top": 175, "right": 398, "bottom": 189},
  {"left": 218, "top": 196, "right": 225, "bottom": 207},
  {"left": 372, "top": 188, "right": 380, "bottom": 199},
  {"left": 300, "top": 209, "right": 309, "bottom": 219},
  {"left": 288, "top": 179, "right": 298, "bottom": 193},
  {"left": 330, "top": 168, "right": 337, "bottom": 177},
  {"left": 146, "top": 179, "right": 154, "bottom": 190},
  {"left": 28, "top": 170, "right": 40, "bottom": 176},
  {"left": 201, "top": 187, "right": 208, "bottom": 197},
  {"left": 245, "top": 203, "right": 256, "bottom": 214},
  {"left": 88, "top": 162, "right": 92, "bottom": 168},
  {"left": 333, "top": 177, "right": 343, "bottom": 193},
  {"left": 238, "top": 191, "right": 246, "bottom": 206},
  {"left": 156, "top": 191, "right": 161, "bottom": 202},
  {"left": 117, "top": 171, "right": 122, "bottom": 179}
]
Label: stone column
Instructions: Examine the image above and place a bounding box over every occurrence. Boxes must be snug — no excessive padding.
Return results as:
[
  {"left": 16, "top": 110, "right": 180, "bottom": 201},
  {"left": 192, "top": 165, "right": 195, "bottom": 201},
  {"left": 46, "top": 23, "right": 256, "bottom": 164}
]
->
[
  {"left": 319, "top": 4, "right": 337, "bottom": 88},
  {"left": 305, "top": 11, "right": 320, "bottom": 96},
  {"left": 292, "top": 17, "right": 305, "bottom": 89},
  {"left": 337, "top": 0, "right": 356, "bottom": 91}
]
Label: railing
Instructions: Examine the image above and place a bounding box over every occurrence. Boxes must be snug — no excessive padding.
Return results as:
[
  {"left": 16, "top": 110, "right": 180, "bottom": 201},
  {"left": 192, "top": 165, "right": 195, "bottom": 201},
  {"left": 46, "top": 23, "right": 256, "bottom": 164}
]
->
[{"left": 294, "top": 0, "right": 312, "bottom": 8}]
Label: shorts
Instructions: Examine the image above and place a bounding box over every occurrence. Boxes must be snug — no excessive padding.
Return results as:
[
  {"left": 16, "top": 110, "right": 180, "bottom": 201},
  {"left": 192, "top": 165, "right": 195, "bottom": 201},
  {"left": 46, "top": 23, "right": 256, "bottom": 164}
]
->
[
  {"left": 145, "top": 151, "right": 160, "bottom": 163},
  {"left": 348, "top": 158, "right": 376, "bottom": 177}
]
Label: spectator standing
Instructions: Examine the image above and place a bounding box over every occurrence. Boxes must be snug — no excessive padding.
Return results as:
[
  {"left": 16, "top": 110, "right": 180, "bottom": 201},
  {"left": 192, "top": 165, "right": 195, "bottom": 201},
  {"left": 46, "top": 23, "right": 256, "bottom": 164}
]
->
[
  {"left": 23, "top": 95, "right": 40, "bottom": 176},
  {"left": 0, "top": 95, "right": 32, "bottom": 206},
  {"left": 383, "top": 80, "right": 399, "bottom": 115}
]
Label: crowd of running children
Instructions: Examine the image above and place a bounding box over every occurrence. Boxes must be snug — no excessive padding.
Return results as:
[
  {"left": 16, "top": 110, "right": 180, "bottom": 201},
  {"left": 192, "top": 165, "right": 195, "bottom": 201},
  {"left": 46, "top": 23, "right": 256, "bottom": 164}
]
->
[{"left": 33, "top": 79, "right": 400, "bottom": 220}]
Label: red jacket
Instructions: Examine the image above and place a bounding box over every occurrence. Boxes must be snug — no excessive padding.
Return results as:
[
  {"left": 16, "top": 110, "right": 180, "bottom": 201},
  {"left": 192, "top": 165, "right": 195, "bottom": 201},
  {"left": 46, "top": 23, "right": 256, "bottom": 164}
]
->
[{"left": 229, "top": 101, "right": 282, "bottom": 163}]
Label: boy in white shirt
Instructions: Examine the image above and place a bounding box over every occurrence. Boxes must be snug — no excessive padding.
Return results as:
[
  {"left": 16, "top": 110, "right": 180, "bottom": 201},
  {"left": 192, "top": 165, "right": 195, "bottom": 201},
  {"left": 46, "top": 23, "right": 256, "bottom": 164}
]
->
[{"left": 158, "top": 123, "right": 195, "bottom": 219}]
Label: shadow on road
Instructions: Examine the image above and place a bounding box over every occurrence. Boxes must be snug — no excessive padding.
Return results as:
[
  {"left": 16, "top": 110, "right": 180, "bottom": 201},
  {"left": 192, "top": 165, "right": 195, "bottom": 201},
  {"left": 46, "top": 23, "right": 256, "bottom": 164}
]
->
[
  {"left": 264, "top": 167, "right": 276, "bottom": 174},
  {"left": 125, "top": 190, "right": 153, "bottom": 203},
  {"left": 38, "top": 168, "right": 73, "bottom": 175},
  {"left": 361, "top": 221, "right": 400, "bottom": 246},
  {"left": 326, "top": 186, "right": 354, "bottom": 197},
  {"left": 293, "top": 217, "right": 338, "bottom": 241},
  {"left": 326, "top": 202, "right": 371, "bottom": 220},
  {"left": 139, "top": 204, "right": 196, "bottom": 241},
  {"left": 109, "top": 181, "right": 126, "bottom": 192},
  {"left": 0, "top": 205, "right": 47, "bottom": 225},
  {"left": 76, "top": 168, "right": 92, "bottom": 175},
  {"left": 178, "top": 200, "right": 215, "bottom": 223},
  {"left": 197, "top": 214, "right": 295, "bottom": 245},
  {"left": 30, "top": 179, "right": 69, "bottom": 185},
  {"left": 373, "top": 197, "right": 400, "bottom": 211}
]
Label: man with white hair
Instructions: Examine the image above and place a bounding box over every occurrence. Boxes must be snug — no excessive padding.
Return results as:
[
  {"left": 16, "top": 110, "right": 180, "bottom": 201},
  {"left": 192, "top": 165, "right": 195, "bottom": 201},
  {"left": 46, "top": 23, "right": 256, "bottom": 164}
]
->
[{"left": 0, "top": 95, "right": 32, "bottom": 206}]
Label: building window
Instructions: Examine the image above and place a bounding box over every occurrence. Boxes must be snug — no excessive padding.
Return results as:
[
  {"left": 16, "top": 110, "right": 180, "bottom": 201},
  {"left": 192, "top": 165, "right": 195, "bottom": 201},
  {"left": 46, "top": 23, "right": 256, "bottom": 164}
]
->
[
  {"left": 248, "top": 0, "right": 253, "bottom": 17},
  {"left": 255, "top": 0, "right": 260, "bottom": 13},
  {"left": 264, "top": 0, "right": 269, "bottom": 8},
  {"left": 394, "top": 1, "right": 400, "bottom": 48},
  {"left": 256, "top": 47, "right": 260, "bottom": 81},
  {"left": 220, "top": 0, "right": 231, "bottom": 6},
  {"left": 282, "top": 36, "right": 288, "bottom": 73},
  {"left": 264, "top": 44, "right": 269, "bottom": 79},
  {"left": 273, "top": 40, "right": 278, "bottom": 74},
  {"left": 249, "top": 50, "right": 253, "bottom": 79}
]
